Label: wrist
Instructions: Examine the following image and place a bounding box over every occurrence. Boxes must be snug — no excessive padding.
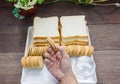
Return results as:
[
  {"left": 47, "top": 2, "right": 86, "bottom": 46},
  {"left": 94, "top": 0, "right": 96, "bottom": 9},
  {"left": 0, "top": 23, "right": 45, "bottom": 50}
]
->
[
  {"left": 59, "top": 70, "right": 78, "bottom": 84},
  {"left": 60, "top": 69, "right": 75, "bottom": 82},
  {"left": 55, "top": 70, "right": 65, "bottom": 81}
]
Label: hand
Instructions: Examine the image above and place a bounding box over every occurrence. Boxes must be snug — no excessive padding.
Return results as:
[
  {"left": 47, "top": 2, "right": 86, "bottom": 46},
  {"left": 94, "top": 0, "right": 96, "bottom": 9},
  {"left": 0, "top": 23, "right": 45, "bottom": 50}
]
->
[{"left": 43, "top": 45, "right": 72, "bottom": 81}]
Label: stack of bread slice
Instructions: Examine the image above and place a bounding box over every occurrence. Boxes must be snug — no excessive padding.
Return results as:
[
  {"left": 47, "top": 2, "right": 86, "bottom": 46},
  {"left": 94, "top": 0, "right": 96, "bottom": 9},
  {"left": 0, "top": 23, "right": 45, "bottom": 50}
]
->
[
  {"left": 60, "top": 16, "right": 88, "bottom": 46},
  {"left": 33, "top": 17, "right": 59, "bottom": 46}
]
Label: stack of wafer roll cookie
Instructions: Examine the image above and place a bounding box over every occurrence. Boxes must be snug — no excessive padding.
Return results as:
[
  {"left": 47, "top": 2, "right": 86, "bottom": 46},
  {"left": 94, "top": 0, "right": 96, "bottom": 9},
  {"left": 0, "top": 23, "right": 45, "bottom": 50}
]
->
[
  {"left": 65, "top": 45, "right": 94, "bottom": 56},
  {"left": 21, "top": 46, "right": 47, "bottom": 68},
  {"left": 27, "top": 46, "right": 47, "bottom": 56},
  {"left": 21, "top": 56, "right": 43, "bottom": 68},
  {"left": 27, "top": 45, "right": 94, "bottom": 56},
  {"left": 21, "top": 46, "right": 45, "bottom": 68}
]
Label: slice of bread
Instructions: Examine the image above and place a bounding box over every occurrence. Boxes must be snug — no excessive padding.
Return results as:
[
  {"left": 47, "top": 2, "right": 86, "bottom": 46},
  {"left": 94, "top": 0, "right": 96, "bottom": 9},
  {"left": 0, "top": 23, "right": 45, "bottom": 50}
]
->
[
  {"left": 60, "top": 15, "right": 88, "bottom": 36},
  {"left": 33, "top": 16, "right": 59, "bottom": 46},
  {"left": 33, "top": 16, "right": 59, "bottom": 37},
  {"left": 60, "top": 15, "right": 88, "bottom": 45}
]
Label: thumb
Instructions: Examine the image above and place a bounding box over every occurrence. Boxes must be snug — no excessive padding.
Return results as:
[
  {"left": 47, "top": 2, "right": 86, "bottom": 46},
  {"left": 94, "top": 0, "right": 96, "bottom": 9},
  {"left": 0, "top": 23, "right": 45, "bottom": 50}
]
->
[{"left": 56, "top": 45, "right": 69, "bottom": 58}]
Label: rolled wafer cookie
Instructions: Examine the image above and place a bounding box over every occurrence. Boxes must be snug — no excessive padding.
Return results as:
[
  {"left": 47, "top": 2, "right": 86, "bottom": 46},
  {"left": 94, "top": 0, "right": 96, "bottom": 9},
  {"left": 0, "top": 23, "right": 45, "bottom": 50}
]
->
[
  {"left": 31, "top": 47, "right": 35, "bottom": 56},
  {"left": 40, "top": 47, "right": 43, "bottom": 56},
  {"left": 34, "top": 56, "right": 40, "bottom": 68},
  {"left": 21, "top": 56, "right": 44, "bottom": 68},
  {"left": 35, "top": 47, "right": 39, "bottom": 56},
  {"left": 29, "top": 56, "right": 34, "bottom": 67},
  {"left": 25, "top": 57, "right": 31, "bottom": 68},
  {"left": 28, "top": 47, "right": 47, "bottom": 56},
  {"left": 33, "top": 56, "right": 43, "bottom": 68},
  {"left": 28, "top": 47, "right": 32, "bottom": 56},
  {"left": 64, "top": 45, "right": 94, "bottom": 56},
  {"left": 38, "top": 56, "right": 44, "bottom": 68},
  {"left": 75, "top": 45, "right": 79, "bottom": 56},
  {"left": 69, "top": 45, "right": 73, "bottom": 55},
  {"left": 43, "top": 46, "right": 47, "bottom": 55},
  {"left": 89, "top": 45, "right": 94, "bottom": 56},
  {"left": 73, "top": 45, "right": 78, "bottom": 55},
  {"left": 34, "top": 47, "right": 37, "bottom": 56},
  {"left": 38, "top": 47, "right": 41, "bottom": 56},
  {"left": 47, "top": 37, "right": 57, "bottom": 52},
  {"left": 21, "top": 57, "right": 27, "bottom": 68},
  {"left": 84, "top": 46, "right": 90, "bottom": 56}
]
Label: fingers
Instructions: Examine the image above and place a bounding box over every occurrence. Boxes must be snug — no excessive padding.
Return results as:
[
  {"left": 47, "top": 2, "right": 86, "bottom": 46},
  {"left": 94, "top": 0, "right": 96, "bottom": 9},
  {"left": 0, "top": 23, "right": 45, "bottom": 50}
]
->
[
  {"left": 56, "top": 45, "right": 69, "bottom": 58},
  {"left": 47, "top": 47, "right": 55, "bottom": 56},
  {"left": 56, "top": 52, "right": 62, "bottom": 61},
  {"left": 45, "top": 45, "right": 69, "bottom": 62},
  {"left": 44, "top": 58, "right": 54, "bottom": 69},
  {"left": 43, "top": 52, "right": 56, "bottom": 62},
  {"left": 43, "top": 52, "right": 51, "bottom": 58}
]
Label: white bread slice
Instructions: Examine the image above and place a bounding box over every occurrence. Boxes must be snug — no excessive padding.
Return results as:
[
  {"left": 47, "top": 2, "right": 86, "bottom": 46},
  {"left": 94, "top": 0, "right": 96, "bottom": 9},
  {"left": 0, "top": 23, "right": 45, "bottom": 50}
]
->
[
  {"left": 60, "top": 15, "right": 88, "bottom": 36},
  {"left": 60, "top": 15, "right": 88, "bottom": 45},
  {"left": 33, "top": 16, "right": 59, "bottom": 37}
]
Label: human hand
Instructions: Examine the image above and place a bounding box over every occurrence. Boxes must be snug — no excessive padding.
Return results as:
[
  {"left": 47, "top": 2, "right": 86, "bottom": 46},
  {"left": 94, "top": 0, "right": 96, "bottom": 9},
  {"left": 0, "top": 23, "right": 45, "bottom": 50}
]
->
[{"left": 43, "top": 45, "right": 72, "bottom": 81}]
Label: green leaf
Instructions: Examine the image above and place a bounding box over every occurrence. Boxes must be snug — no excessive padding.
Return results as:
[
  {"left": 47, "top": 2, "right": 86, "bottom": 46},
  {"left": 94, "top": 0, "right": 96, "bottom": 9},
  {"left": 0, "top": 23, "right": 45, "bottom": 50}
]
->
[{"left": 37, "top": 0, "right": 44, "bottom": 4}]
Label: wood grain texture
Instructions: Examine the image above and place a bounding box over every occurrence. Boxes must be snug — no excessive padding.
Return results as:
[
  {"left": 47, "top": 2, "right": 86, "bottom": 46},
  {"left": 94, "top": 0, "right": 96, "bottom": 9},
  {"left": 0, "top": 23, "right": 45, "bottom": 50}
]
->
[
  {"left": 94, "top": 50, "right": 120, "bottom": 84},
  {"left": 0, "top": 53, "right": 23, "bottom": 84},
  {"left": 89, "top": 24, "right": 120, "bottom": 51}
]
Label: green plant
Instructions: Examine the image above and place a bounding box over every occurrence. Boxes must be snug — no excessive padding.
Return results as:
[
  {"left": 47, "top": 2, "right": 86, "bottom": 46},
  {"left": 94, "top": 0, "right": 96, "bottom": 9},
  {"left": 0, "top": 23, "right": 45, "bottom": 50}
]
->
[
  {"left": 14, "top": 0, "right": 38, "bottom": 10},
  {"left": 7, "top": 0, "right": 44, "bottom": 19},
  {"left": 12, "top": 7, "right": 24, "bottom": 19}
]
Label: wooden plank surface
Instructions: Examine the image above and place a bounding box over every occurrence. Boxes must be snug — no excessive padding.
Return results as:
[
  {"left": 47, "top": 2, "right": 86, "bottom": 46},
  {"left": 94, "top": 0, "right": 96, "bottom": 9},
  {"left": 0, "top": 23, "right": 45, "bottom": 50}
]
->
[
  {"left": 0, "top": 53, "right": 23, "bottom": 84},
  {"left": 94, "top": 50, "right": 120, "bottom": 84},
  {"left": 89, "top": 24, "right": 120, "bottom": 51}
]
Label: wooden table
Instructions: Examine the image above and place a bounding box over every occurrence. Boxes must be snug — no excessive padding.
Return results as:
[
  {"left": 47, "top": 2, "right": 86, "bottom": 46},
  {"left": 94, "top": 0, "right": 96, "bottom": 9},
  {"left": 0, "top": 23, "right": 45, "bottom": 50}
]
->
[{"left": 0, "top": 0, "right": 120, "bottom": 84}]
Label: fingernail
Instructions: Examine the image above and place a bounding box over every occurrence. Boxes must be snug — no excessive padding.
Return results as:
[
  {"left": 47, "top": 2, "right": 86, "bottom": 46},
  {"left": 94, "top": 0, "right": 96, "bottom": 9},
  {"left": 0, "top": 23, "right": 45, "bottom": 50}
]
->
[{"left": 56, "top": 52, "right": 61, "bottom": 56}]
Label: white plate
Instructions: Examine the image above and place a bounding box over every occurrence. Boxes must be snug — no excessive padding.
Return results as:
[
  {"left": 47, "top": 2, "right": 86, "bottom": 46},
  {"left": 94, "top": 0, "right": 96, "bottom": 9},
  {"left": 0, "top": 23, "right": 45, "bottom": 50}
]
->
[{"left": 21, "top": 26, "right": 97, "bottom": 84}]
